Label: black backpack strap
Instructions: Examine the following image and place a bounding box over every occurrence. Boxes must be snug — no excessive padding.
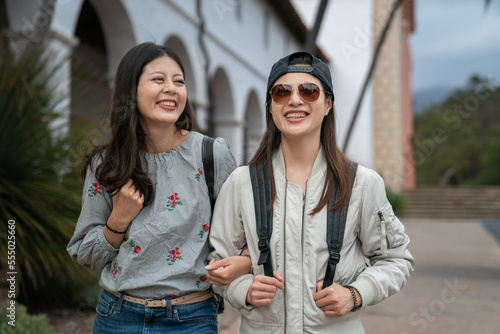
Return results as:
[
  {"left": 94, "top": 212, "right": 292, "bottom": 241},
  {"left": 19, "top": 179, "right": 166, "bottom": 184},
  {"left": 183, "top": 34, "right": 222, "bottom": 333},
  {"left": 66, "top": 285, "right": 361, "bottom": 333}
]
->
[
  {"left": 323, "top": 162, "right": 358, "bottom": 288},
  {"left": 202, "top": 136, "right": 215, "bottom": 213},
  {"left": 249, "top": 161, "right": 274, "bottom": 277},
  {"left": 202, "top": 136, "right": 226, "bottom": 315}
]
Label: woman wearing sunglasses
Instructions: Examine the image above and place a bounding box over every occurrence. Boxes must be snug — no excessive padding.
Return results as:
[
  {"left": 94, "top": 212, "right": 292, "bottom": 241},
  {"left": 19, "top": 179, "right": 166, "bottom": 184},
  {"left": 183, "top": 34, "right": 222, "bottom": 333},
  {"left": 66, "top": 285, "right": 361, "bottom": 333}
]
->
[{"left": 208, "top": 51, "right": 414, "bottom": 333}]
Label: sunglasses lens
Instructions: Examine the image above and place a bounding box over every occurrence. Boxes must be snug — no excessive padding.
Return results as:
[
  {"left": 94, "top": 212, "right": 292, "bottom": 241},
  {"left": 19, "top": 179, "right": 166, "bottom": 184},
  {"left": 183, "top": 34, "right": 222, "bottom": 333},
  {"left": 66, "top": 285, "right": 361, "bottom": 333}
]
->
[
  {"left": 298, "top": 83, "right": 320, "bottom": 102},
  {"left": 271, "top": 84, "right": 292, "bottom": 103},
  {"left": 271, "top": 83, "right": 321, "bottom": 103}
]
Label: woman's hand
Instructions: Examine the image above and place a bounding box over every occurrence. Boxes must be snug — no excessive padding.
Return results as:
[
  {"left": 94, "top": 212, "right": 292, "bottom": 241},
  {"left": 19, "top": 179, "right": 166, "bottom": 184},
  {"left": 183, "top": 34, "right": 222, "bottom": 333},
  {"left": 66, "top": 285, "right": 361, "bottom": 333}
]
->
[
  {"left": 313, "top": 281, "right": 361, "bottom": 317},
  {"left": 246, "top": 271, "right": 284, "bottom": 307},
  {"left": 104, "top": 179, "right": 144, "bottom": 248},
  {"left": 206, "top": 255, "right": 252, "bottom": 285},
  {"left": 109, "top": 179, "right": 144, "bottom": 228}
]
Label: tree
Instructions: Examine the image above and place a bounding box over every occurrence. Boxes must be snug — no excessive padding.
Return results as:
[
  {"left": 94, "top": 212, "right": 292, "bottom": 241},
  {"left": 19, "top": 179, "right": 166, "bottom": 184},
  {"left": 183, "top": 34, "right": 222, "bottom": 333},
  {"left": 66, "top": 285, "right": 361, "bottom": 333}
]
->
[{"left": 414, "top": 75, "right": 500, "bottom": 185}]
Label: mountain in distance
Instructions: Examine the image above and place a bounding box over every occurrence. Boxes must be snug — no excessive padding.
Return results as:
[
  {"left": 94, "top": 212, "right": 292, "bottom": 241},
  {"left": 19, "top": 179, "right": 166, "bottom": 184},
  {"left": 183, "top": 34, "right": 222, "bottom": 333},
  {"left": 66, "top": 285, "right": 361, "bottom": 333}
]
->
[{"left": 412, "top": 86, "right": 454, "bottom": 114}]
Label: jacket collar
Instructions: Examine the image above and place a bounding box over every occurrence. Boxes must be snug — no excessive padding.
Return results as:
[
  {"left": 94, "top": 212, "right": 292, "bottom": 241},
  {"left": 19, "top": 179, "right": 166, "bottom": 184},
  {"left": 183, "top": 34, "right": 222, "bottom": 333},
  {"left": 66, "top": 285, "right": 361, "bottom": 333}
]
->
[{"left": 272, "top": 144, "right": 326, "bottom": 180}]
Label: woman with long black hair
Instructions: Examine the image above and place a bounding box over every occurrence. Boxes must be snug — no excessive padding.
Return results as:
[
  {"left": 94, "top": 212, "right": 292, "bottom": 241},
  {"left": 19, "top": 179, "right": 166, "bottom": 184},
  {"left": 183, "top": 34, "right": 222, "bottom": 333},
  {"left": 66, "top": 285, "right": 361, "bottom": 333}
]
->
[{"left": 68, "top": 42, "right": 250, "bottom": 333}]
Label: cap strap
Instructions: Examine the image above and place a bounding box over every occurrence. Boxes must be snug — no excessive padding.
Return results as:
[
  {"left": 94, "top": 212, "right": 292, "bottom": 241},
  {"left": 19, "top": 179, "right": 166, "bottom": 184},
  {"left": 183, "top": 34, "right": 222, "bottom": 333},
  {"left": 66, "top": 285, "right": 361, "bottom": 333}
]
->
[{"left": 287, "top": 65, "right": 313, "bottom": 73}]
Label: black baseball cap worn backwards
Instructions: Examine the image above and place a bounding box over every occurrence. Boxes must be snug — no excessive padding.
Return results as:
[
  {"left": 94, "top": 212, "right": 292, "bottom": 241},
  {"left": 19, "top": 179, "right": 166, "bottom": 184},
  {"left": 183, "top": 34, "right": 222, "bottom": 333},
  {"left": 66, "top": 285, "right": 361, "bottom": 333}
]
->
[{"left": 266, "top": 51, "right": 334, "bottom": 101}]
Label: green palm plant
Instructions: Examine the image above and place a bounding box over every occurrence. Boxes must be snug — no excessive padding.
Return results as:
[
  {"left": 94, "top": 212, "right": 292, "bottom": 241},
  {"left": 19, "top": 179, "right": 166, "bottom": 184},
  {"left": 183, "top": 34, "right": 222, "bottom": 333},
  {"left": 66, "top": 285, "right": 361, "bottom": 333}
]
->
[{"left": 0, "top": 39, "right": 98, "bottom": 307}]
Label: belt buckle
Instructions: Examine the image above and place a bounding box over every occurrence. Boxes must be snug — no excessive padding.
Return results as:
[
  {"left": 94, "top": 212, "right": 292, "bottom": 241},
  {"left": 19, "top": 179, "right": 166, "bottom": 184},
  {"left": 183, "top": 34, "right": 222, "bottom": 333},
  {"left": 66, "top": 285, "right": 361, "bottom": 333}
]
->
[{"left": 144, "top": 299, "right": 167, "bottom": 308}]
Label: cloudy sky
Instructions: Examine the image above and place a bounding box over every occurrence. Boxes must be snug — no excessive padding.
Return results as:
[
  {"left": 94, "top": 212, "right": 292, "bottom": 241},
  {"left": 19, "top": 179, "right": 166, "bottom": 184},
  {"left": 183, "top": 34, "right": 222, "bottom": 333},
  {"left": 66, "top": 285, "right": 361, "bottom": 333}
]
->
[
  {"left": 411, "top": 0, "right": 500, "bottom": 107},
  {"left": 293, "top": 0, "right": 500, "bottom": 111}
]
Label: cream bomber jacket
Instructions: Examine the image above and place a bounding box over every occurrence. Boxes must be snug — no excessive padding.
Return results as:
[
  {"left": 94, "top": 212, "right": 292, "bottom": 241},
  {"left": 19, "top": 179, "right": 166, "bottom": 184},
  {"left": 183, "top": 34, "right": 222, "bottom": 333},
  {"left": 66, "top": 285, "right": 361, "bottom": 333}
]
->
[{"left": 209, "top": 146, "right": 415, "bottom": 334}]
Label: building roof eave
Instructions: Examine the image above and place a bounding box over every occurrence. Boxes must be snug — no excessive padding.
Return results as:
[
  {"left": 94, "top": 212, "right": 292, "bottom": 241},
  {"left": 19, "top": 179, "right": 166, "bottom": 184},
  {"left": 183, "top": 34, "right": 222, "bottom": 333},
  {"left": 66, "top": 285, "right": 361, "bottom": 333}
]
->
[{"left": 267, "top": 0, "right": 330, "bottom": 63}]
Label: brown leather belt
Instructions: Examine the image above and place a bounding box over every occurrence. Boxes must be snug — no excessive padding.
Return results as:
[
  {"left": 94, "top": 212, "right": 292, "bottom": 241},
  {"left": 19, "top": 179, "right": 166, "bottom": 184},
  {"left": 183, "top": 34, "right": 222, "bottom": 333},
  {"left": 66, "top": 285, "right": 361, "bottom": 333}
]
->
[{"left": 110, "top": 290, "right": 214, "bottom": 308}]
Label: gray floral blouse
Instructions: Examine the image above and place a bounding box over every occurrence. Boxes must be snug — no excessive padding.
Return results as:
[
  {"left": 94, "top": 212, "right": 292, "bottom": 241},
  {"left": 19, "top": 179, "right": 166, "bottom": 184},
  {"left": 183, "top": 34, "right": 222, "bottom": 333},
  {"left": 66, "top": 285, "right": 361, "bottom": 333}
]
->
[{"left": 67, "top": 132, "right": 237, "bottom": 298}]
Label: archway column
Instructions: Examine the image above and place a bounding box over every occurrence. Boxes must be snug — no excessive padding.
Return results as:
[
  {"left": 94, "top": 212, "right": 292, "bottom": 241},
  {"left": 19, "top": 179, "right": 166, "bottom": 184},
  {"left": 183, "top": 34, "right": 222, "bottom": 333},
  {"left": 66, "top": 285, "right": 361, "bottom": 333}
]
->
[
  {"left": 244, "top": 129, "right": 263, "bottom": 162},
  {"left": 215, "top": 119, "right": 245, "bottom": 164},
  {"left": 242, "top": 91, "right": 264, "bottom": 162},
  {"left": 45, "top": 28, "right": 79, "bottom": 135},
  {"left": 194, "top": 100, "right": 210, "bottom": 132}
]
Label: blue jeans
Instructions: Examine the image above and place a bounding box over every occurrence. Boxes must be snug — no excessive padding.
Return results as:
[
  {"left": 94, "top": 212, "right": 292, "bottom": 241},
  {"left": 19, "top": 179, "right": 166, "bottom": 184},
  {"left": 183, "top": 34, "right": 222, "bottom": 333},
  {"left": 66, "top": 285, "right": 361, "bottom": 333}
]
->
[{"left": 93, "top": 290, "right": 219, "bottom": 334}]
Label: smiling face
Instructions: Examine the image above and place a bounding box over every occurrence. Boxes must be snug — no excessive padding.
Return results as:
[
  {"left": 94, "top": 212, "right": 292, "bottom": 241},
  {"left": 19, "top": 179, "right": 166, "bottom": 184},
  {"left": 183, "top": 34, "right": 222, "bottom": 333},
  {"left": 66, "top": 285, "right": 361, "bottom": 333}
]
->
[
  {"left": 136, "top": 56, "right": 187, "bottom": 131},
  {"left": 270, "top": 70, "right": 332, "bottom": 140}
]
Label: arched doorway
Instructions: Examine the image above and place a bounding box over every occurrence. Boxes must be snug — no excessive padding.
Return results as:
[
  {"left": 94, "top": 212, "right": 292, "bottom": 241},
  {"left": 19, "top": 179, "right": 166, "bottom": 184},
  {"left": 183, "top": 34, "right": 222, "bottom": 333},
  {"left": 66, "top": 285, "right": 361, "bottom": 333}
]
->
[
  {"left": 211, "top": 67, "right": 242, "bottom": 161},
  {"left": 71, "top": 0, "right": 109, "bottom": 124},
  {"left": 0, "top": 0, "right": 8, "bottom": 33},
  {"left": 71, "top": 0, "right": 136, "bottom": 126}
]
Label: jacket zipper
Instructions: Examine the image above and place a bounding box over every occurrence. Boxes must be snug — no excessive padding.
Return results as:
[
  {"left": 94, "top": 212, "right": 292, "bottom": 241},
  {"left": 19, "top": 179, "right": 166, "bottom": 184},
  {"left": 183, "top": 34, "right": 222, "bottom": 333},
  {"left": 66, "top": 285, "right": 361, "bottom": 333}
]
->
[
  {"left": 283, "top": 181, "right": 288, "bottom": 334},
  {"left": 300, "top": 181, "right": 308, "bottom": 332},
  {"left": 377, "top": 211, "right": 389, "bottom": 256}
]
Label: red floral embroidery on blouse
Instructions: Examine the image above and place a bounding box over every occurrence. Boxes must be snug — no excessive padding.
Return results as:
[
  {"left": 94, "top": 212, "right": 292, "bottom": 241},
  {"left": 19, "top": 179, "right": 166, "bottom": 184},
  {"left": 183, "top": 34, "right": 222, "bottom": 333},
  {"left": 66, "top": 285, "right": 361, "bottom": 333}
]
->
[
  {"left": 112, "top": 260, "right": 118, "bottom": 278},
  {"left": 195, "top": 168, "right": 203, "bottom": 182},
  {"left": 166, "top": 193, "right": 183, "bottom": 211},
  {"left": 88, "top": 183, "right": 103, "bottom": 197},
  {"left": 163, "top": 148, "right": 177, "bottom": 157},
  {"left": 130, "top": 240, "right": 141, "bottom": 253},
  {"left": 195, "top": 275, "right": 207, "bottom": 288},
  {"left": 199, "top": 224, "right": 210, "bottom": 238},
  {"left": 166, "top": 247, "right": 182, "bottom": 265}
]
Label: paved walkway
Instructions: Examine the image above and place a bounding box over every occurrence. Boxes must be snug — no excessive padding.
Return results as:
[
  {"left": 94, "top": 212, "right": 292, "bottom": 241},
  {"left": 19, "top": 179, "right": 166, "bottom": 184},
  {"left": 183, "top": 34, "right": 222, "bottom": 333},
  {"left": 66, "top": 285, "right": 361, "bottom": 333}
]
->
[
  {"left": 45, "top": 218, "right": 500, "bottom": 333},
  {"left": 220, "top": 218, "right": 500, "bottom": 334}
]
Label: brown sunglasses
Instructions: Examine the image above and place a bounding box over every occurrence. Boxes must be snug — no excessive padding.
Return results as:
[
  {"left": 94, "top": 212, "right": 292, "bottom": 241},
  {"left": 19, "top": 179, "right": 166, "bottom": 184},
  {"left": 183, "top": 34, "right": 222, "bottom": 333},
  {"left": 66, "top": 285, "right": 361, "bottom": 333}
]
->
[{"left": 270, "top": 82, "right": 323, "bottom": 104}]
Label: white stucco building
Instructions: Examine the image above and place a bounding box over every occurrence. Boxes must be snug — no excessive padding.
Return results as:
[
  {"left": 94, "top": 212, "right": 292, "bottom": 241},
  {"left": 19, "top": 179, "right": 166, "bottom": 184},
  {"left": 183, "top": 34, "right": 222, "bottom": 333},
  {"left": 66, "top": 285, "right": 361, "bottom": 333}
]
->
[
  {"left": 2, "top": 0, "right": 329, "bottom": 164},
  {"left": 1, "top": 0, "right": 414, "bottom": 190}
]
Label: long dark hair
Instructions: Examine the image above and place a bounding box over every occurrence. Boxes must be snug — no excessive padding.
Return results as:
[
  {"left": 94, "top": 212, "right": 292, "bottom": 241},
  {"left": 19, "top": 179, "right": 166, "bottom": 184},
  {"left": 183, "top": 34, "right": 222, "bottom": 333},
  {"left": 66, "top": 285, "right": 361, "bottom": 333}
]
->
[
  {"left": 248, "top": 53, "right": 352, "bottom": 214},
  {"left": 83, "top": 42, "right": 197, "bottom": 206}
]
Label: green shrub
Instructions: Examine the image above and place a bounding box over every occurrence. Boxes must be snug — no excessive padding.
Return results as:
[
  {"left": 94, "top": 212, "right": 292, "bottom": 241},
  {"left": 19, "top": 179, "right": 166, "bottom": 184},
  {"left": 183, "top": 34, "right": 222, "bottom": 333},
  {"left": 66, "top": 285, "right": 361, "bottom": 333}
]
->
[
  {"left": 0, "top": 39, "right": 98, "bottom": 307},
  {"left": 386, "top": 188, "right": 406, "bottom": 214},
  {"left": 0, "top": 300, "right": 55, "bottom": 334}
]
